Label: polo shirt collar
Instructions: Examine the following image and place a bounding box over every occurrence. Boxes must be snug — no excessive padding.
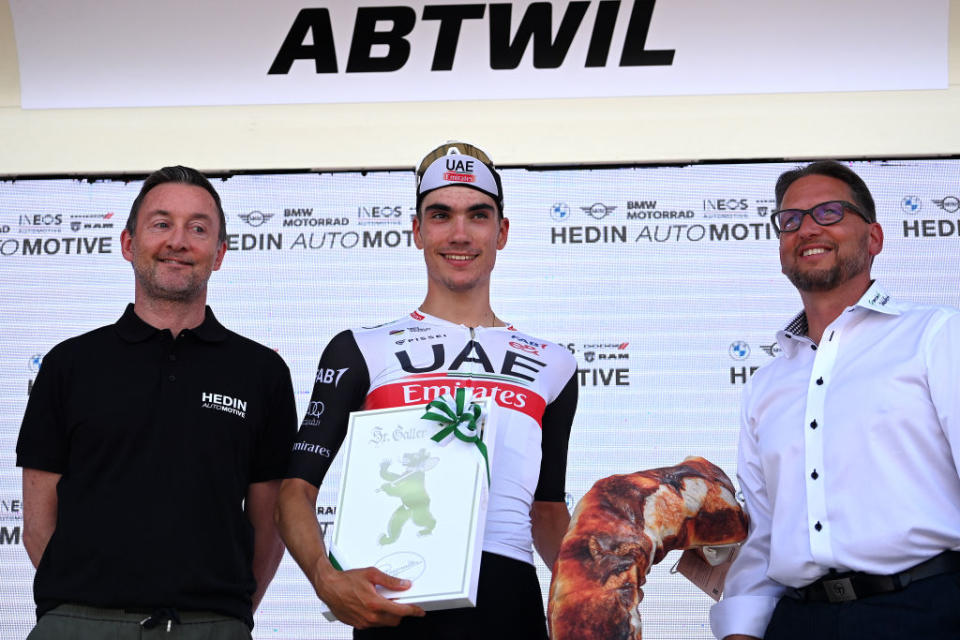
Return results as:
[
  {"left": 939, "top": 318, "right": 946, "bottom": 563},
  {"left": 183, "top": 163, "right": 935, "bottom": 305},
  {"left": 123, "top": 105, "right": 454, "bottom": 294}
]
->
[{"left": 115, "top": 303, "right": 228, "bottom": 343}]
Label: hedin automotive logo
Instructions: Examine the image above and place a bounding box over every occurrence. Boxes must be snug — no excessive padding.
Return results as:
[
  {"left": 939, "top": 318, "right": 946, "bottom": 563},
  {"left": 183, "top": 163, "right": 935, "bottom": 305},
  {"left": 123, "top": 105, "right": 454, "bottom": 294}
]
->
[
  {"left": 550, "top": 222, "right": 777, "bottom": 244},
  {"left": 268, "top": 1, "right": 674, "bottom": 75}
]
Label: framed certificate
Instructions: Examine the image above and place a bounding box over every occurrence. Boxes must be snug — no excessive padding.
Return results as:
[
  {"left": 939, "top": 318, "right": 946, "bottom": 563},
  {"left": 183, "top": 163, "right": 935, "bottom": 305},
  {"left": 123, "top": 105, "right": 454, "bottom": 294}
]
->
[{"left": 323, "top": 394, "right": 497, "bottom": 619}]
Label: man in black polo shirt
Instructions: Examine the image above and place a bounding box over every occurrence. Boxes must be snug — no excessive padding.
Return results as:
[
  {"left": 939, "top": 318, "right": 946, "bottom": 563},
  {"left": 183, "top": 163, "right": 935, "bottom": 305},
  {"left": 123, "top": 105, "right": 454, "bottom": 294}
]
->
[{"left": 16, "top": 166, "right": 297, "bottom": 639}]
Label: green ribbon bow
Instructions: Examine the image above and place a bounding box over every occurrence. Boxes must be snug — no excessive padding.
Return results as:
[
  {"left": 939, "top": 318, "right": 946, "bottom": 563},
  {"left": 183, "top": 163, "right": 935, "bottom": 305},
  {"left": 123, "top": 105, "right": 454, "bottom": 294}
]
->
[{"left": 422, "top": 388, "right": 490, "bottom": 486}]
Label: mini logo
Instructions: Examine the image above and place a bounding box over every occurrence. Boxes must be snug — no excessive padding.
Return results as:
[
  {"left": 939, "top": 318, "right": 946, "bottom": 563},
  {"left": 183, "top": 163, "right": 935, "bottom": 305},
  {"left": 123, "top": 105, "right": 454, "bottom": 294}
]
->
[
  {"left": 581, "top": 203, "right": 617, "bottom": 220},
  {"left": 389, "top": 329, "right": 405, "bottom": 336},
  {"left": 29, "top": 354, "right": 43, "bottom": 373},
  {"left": 200, "top": 392, "right": 247, "bottom": 418},
  {"left": 550, "top": 203, "right": 571, "bottom": 222},
  {"left": 760, "top": 342, "right": 781, "bottom": 357},
  {"left": 410, "top": 311, "right": 425, "bottom": 321},
  {"left": 70, "top": 221, "right": 82, "bottom": 231},
  {"left": 238, "top": 211, "right": 274, "bottom": 227},
  {"left": 932, "top": 196, "right": 960, "bottom": 213},
  {"left": 901, "top": 196, "right": 922, "bottom": 214},
  {"left": 729, "top": 341, "right": 750, "bottom": 360},
  {"left": 584, "top": 351, "right": 595, "bottom": 362}
]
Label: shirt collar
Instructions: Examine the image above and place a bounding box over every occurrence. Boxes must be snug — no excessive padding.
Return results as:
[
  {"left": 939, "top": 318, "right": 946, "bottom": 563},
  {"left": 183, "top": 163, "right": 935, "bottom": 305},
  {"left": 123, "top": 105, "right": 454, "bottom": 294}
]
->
[
  {"left": 775, "top": 282, "right": 901, "bottom": 356},
  {"left": 115, "top": 303, "right": 228, "bottom": 343},
  {"left": 410, "top": 309, "right": 515, "bottom": 331}
]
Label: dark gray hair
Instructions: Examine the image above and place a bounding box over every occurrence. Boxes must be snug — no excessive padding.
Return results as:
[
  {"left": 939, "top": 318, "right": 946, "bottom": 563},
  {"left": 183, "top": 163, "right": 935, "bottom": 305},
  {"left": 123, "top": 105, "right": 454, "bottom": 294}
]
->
[
  {"left": 126, "top": 166, "right": 227, "bottom": 243},
  {"left": 774, "top": 160, "right": 876, "bottom": 223}
]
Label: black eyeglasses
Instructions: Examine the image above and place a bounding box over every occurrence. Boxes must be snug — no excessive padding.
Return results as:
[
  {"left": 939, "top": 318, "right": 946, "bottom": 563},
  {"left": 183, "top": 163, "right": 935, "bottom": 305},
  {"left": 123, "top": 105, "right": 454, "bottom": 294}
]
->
[{"left": 771, "top": 200, "right": 870, "bottom": 235}]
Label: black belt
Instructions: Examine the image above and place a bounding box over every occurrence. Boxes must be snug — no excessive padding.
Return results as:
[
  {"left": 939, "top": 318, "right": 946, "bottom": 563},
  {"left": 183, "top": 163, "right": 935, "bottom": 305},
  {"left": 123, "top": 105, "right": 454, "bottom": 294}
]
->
[{"left": 793, "top": 551, "right": 960, "bottom": 603}]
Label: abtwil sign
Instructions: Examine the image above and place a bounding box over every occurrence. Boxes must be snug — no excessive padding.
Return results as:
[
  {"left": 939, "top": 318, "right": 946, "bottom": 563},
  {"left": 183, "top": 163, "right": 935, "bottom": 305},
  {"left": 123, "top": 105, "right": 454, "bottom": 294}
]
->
[
  {"left": 268, "top": 1, "right": 673, "bottom": 74},
  {"left": 10, "top": 0, "right": 948, "bottom": 108}
]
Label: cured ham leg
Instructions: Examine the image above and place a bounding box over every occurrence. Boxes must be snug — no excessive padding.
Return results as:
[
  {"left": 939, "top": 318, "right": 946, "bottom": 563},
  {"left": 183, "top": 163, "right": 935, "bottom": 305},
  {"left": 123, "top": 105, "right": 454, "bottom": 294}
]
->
[{"left": 548, "top": 457, "right": 748, "bottom": 640}]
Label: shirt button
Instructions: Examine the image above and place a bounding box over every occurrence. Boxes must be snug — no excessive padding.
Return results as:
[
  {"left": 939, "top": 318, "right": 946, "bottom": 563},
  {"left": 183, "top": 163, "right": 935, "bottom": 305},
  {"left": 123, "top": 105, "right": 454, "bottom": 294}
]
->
[
  {"left": 811, "top": 345, "right": 817, "bottom": 351},
  {"left": 811, "top": 469, "right": 819, "bottom": 480},
  {"left": 816, "top": 377, "right": 823, "bottom": 385},
  {"left": 814, "top": 522, "right": 823, "bottom": 531},
  {"left": 785, "top": 333, "right": 792, "bottom": 339},
  {"left": 168, "top": 374, "right": 176, "bottom": 382},
  {"left": 810, "top": 420, "right": 818, "bottom": 429}
]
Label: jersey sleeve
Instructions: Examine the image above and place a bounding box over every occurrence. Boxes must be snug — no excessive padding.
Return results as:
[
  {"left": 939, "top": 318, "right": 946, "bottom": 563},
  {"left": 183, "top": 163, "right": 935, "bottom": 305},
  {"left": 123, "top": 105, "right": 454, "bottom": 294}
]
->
[
  {"left": 249, "top": 356, "right": 299, "bottom": 483},
  {"left": 534, "top": 369, "right": 578, "bottom": 501},
  {"left": 16, "top": 343, "right": 68, "bottom": 473},
  {"left": 285, "top": 330, "right": 370, "bottom": 488}
]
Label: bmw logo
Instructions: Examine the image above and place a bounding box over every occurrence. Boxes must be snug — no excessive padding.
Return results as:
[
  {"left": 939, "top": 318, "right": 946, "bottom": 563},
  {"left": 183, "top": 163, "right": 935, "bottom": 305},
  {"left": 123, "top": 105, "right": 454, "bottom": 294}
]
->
[
  {"left": 900, "top": 196, "right": 922, "bottom": 214},
  {"left": 550, "top": 203, "right": 570, "bottom": 222},
  {"left": 729, "top": 341, "right": 750, "bottom": 360}
]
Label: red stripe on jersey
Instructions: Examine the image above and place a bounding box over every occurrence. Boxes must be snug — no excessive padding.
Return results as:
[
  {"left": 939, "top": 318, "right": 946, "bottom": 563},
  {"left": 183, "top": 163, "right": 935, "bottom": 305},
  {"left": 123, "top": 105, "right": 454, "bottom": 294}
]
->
[{"left": 366, "top": 378, "right": 546, "bottom": 427}]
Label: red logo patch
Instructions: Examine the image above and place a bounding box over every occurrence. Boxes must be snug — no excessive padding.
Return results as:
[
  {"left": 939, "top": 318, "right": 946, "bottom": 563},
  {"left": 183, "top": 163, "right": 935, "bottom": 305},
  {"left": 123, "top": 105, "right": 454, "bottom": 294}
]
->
[{"left": 442, "top": 171, "right": 476, "bottom": 183}]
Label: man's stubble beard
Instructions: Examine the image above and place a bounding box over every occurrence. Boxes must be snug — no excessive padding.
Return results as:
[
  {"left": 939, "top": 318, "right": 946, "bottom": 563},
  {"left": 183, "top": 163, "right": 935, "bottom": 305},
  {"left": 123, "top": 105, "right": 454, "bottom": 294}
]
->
[
  {"left": 784, "top": 233, "right": 871, "bottom": 293},
  {"left": 134, "top": 261, "right": 207, "bottom": 304}
]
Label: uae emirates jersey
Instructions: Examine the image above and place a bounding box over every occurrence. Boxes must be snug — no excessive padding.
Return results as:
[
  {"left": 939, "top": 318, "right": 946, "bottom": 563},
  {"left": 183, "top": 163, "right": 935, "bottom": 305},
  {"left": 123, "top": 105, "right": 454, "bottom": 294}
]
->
[{"left": 287, "top": 309, "right": 578, "bottom": 565}]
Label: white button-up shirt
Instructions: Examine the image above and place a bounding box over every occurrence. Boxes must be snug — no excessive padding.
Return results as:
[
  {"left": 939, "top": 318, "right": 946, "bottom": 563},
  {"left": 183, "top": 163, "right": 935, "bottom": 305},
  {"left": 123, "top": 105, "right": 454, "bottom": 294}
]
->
[{"left": 711, "top": 282, "right": 960, "bottom": 639}]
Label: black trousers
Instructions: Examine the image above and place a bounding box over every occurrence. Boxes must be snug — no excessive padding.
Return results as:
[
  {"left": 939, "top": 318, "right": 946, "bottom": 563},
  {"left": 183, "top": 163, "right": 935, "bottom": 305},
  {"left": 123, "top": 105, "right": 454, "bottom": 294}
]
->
[
  {"left": 354, "top": 552, "right": 548, "bottom": 640},
  {"left": 764, "top": 570, "right": 960, "bottom": 640}
]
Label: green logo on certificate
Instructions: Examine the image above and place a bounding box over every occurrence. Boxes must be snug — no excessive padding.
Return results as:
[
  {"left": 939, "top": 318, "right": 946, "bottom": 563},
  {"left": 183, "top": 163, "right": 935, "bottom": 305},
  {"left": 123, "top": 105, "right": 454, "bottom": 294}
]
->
[{"left": 377, "top": 448, "right": 439, "bottom": 545}]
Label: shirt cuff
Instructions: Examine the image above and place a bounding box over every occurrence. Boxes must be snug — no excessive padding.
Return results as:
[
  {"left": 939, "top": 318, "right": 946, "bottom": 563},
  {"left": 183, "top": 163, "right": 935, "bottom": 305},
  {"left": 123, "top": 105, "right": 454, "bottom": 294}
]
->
[{"left": 710, "top": 594, "right": 780, "bottom": 639}]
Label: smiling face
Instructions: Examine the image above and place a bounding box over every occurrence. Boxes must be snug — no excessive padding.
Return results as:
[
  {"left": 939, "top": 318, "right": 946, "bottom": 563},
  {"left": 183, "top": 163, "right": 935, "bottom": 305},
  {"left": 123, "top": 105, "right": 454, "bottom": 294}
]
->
[
  {"left": 413, "top": 186, "right": 508, "bottom": 295},
  {"left": 121, "top": 182, "right": 227, "bottom": 304},
  {"left": 778, "top": 175, "right": 882, "bottom": 294}
]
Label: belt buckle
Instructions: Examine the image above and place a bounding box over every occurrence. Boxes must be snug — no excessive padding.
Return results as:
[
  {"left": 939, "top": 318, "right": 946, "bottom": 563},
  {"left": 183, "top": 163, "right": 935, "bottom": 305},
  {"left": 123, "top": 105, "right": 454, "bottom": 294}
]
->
[{"left": 822, "top": 577, "right": 857, "bottom": 602}]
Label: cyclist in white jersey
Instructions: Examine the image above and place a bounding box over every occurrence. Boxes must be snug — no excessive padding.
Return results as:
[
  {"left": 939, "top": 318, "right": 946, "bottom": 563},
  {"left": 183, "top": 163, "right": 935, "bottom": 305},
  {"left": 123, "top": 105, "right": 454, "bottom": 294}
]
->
[{"left": 277, "top": 142, "right": 578, "bottom": 639}]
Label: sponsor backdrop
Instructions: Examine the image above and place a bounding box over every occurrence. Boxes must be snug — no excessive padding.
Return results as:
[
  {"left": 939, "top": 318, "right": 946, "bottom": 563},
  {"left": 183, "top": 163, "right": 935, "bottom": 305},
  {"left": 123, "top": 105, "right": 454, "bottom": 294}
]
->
[{"left": 1, "top": 159, "right": 958, "bottom": 638}]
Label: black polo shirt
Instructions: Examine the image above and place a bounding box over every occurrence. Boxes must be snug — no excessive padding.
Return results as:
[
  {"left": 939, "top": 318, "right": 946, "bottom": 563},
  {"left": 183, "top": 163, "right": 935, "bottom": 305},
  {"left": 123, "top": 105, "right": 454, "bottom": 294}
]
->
[{"left": 16, "top": 304, "right": 297, "bottom": 628}]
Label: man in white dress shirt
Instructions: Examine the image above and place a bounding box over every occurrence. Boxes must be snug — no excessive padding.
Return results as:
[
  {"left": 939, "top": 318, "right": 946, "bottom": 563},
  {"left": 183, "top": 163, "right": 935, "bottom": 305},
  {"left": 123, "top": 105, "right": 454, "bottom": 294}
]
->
[{"left": 711, "top": 160, "right": 960, "bottom": 640}]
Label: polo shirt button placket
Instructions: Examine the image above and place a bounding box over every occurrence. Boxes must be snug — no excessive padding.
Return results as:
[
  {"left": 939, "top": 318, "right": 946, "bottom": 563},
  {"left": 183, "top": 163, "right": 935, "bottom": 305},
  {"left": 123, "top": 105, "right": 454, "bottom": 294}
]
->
[{"left": 166, "top": 348, "right": 177, "bottom": 383}]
